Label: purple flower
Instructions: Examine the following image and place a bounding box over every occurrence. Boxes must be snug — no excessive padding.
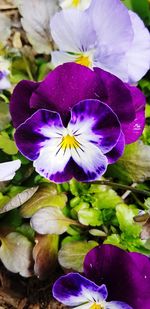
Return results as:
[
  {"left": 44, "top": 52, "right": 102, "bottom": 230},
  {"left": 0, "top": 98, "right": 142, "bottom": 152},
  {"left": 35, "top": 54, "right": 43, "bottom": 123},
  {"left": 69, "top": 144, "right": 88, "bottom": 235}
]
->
[
  {"left": 52, "top": 272, "right": 132, "bottom": 309},
  {"left": 50, "top": 0, "right": 150, "bottom": 84},
  {"left": 84, "top": 245, "right": 150, "bottom": 309},
  {"left": 10, "top": 63, "right": 146, "bottom": 183}
]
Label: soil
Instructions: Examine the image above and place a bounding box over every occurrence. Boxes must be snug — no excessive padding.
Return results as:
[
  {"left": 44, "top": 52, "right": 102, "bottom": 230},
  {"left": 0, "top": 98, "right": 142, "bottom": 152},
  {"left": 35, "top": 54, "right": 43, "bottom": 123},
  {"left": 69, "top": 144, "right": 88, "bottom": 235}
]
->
[{"left": 0, "top": 263, "right": 66, "bottom": 309}]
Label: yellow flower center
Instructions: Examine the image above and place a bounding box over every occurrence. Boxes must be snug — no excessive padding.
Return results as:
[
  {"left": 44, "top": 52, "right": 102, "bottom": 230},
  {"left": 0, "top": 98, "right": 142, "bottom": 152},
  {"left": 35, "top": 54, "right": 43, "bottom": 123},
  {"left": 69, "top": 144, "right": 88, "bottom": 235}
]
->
[
  {"left": 61, "top": 134, "right": 80, "bottom": 149},
  {"left": 72, "top": 0, "right": 80, "bottom": 7},
  {"left": 90, "top": 304, "right": 104, "bottom": 309},
  {"left": 76, "top": 54, "right": 92, "bottom": 67}
]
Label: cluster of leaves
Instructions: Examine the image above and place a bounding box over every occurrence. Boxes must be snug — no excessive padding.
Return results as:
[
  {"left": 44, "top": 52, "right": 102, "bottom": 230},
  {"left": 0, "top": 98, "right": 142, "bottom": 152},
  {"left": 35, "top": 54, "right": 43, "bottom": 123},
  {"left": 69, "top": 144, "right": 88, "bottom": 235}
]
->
[{"left": 0, "top": 0, "right": 150, "bottom": 280}]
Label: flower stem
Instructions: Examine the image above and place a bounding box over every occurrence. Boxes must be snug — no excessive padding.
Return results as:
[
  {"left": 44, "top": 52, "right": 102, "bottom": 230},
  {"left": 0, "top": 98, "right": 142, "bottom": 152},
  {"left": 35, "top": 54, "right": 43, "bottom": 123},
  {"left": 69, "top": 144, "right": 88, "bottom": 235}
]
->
[{"left": 92, "top": 180, "right": 150, "bottom": 197}]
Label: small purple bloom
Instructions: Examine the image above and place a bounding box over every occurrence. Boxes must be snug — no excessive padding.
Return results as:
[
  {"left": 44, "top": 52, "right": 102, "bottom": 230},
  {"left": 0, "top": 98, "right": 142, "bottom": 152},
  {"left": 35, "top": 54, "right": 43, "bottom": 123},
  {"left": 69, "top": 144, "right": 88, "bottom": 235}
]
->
[
  {"left": 52, "top": 272, "right": 132, "bottom": 309},
  {"left": 0, "top": 70, "right": 10, "bottom": 90},
  {"left": 84, "top": 245, "right": 150, "bottom": 309},
  {"left": 10, "top": 63, "right": 146, "bottom": 183}
]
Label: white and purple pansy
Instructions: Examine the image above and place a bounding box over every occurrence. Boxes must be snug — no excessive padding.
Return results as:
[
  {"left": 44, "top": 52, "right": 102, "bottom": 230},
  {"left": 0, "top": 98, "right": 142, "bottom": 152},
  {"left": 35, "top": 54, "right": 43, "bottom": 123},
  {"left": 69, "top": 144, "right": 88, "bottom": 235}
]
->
[
  {"left": 15, "top": 100, "right": 122, "bottom": 182},
  {"left": 52, "top": 273, "right": 132, "bottom": 309},
  {"left": 10, "top": 63, "right": 146, "bottom": 183},
  {"left": 50, "top": 0, "right": 150, "bottom": 83},
  {"left": 0, "top": 56, "right": 11, "bottom": 90}
]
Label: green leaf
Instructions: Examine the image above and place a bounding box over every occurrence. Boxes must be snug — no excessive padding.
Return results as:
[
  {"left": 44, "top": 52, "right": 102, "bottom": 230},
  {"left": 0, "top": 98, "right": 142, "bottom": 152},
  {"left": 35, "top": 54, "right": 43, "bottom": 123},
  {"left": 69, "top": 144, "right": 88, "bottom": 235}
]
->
[
  {"left": 122, "top": 0, "right": 150, "bottom": 24},
  {"left": 0, "top": 132, "right": 18, "bottom": 155},
  {"left": 16, "top": 224, "right": 35, "bottom": 242},
  {"left": 116, "top": 204, "right": 141, "bottom": 237},
  {"left": 0, "top": 193, "right": 10, "bottom": 209},
  {"left": 90, "top": 184, "right": 122, "bottom": 209},
  {"left": 58, "top": 240, "right": 98, "bottom": 272},
  {"left": 78, "top": 208, "right": 103, "bottom": 226},
  {"left": 21, "top": 184, "right": 67, "bottom": 218},
  {"left": 113, "top": 141, "right": 150, "bottom": 182},
  {"left": 0, "top": 102, "right": 11, "bottom": 130},
  {"left": 104, "top": 234, "right": 124, "bottom": 249}
]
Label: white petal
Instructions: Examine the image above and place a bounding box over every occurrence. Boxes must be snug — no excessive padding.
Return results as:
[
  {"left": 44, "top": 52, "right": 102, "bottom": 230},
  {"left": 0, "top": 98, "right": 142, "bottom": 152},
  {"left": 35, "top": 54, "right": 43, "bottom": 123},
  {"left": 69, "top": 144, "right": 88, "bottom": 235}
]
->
[
  {"left": 51, "top": 51, "right": 78, "bottom": 67},
  {"left": 50, "top": 9, "right": 95, "bottom": 52},
  {"left": 0, "top": 76, "right": 11, "bottom": 90},
  {"left": 89, "top": 0, "right": 133, "bottom": 53},
  {"left": 71, "top": 139, "right": 108, "bottom": 180},
  {"left": 0, "top": 160, "right": 21, "bottom": 182},
  {"left": 125, "top": 11, "right": 150, "bottom": 83},
  {"left": 34, "top": 138, "right": 71, "bottom": 182},
  {"left": 16, "top": 0, "right": 59, "bottom": 54}
]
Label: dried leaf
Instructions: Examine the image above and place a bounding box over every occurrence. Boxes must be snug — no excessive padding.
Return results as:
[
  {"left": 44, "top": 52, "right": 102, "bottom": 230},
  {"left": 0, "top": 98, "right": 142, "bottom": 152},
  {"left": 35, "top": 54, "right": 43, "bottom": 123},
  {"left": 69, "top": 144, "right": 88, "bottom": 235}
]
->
[
  {"left": 0, "top": 13, "right": 11, "bottom": 45},
  {"left": 0, "top": 232, "right": 33, "bottom": 277},
  {"left": 31, "top": 207, "right": 77, "bottom": 235},
  {"left": 33, "top": 234, "right": 58, "bottom": 280},
  {"left": 0, "top": 186, "right": 38, "bottom": 214},
  {"left": 16, "top": 0, "right": 59, "bottom": 53}
]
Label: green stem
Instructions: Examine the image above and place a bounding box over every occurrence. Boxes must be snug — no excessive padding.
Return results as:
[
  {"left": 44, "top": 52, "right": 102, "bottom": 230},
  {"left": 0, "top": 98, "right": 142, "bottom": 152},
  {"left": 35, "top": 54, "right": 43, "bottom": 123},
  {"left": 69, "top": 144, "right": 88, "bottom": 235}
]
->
[
  {"left": 92, "top": 180, "right": 150, "bottom": 197},
  {"left": 23, "top": 55, "right": 34, "bottom": 80}
]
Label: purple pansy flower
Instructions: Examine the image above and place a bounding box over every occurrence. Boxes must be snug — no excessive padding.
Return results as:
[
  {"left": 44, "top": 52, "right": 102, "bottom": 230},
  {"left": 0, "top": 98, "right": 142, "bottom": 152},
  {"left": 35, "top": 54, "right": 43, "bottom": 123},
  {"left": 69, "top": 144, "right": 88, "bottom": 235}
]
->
[
  {"left": 10, "top": 63, "right": 146, "bottom": 183},
  {"left": 52, "top": 245, "right": 150, "bottom": 309},
  {"left": 84, "top": 245, "right": 150, "bottom": 309},
  {"left": 53, "top": 272, "right": 132, "bottom": 309},
  {"left": 50, "top": 0, "right": 150, "bottom": 84}
]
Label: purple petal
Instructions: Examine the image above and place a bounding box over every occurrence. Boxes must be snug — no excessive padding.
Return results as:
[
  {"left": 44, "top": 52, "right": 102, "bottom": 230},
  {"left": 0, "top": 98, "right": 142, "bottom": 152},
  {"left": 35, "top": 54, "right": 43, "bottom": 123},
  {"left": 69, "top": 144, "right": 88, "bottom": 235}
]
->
[
  {"left": 84, "top": 244, "right": 150, "bottom": 309},
  {"left": 93, "top": 67, "right": 135, "bottom": 125},
  {"left": 15, "top": 109, "right": 64, "bottom": 160},
  {"left": 52, "top": 273, "right": 108, "bottom": 306},
  {"left": 29, "top": 63, "right": 135, "bottom": 126},
  {"left": 106, "top": 132, "right": 125, "bottom": 164},
  {"left": 122, "top": 85, "right": 146, "bottom": 144},
  {"left": 70, "top": 99, "right": 121, "bottom": 154},
  {"left": 10, "top": 80, "right": 39, "bottom": 128}
]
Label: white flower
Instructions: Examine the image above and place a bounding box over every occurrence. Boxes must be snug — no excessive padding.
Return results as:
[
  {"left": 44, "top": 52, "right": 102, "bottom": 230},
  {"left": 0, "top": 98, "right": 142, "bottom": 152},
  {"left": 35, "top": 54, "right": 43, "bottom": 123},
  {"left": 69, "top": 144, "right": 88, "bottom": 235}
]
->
[{"left": 0, "top": 160, "right": 21, "bottom": 182}]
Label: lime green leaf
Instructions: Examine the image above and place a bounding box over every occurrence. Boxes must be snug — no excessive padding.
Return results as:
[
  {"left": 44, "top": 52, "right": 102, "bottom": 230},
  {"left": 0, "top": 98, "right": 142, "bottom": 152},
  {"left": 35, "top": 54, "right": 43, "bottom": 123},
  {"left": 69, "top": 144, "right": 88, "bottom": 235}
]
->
[
  {"left": 104, "top": 234, "right": 123, "bottom": 249},
  {"left": 21, "top": 184, "right": 67, "bottom": 218},
  {"left": 0, "top": 132, "right": 18, "bottom": 155},
  {"left": 0, "top": 193, "right": 10, "bottom": 210},
  {"left": 90, "top": 184, "right": 122, "bottom": 209},
  {"left": 78, "top": 208, "right": 103, "bottom": 226},
  {"left": 0, "top": 232, "right": 33, "bottom": 277},
  {"left": 58, "top": 240, "right": 98, "bottom": 272},
  {"left": 16, "top": 224, "right": 35, "bottom": 242},
  {"left": 116, "top": 204, "right": 141, "bottom": 237},
  {"left": 0, "top": 103, "right": 11, "bottom": 130}
]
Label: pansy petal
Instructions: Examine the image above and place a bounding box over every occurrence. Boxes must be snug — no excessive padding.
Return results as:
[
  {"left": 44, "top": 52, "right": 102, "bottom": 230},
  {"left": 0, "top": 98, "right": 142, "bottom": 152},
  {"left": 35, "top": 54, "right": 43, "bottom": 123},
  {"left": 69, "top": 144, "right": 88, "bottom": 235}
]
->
[
  {"left": 59, "top": 0, "right": 91, "bottom": 10},
  {"left": 50, "top": 9, "right": 95, "bottom": 53},
  {"left": 106, "top": 132, "right": 125, "bottom": 164},
  {"left": 122, "top": 85, "right": 146, "bottom": 144},
  {"left": 93, "top": 68, "right": 135, "bottom": 125},
  {"left": 10, "top": 80, "right": 39, "bottom": 128},
  {"left": 51, "top": 51, "right": 79, "bottom": 67},
  {"left": 52, "top": 273, "right": 108, "bottom": 306},
  {"left": 30, "top": 63, "right": 135, "bottom": 126},
  {"left": 15, "top": 109, "right": 64, "bottom": 160},
  {"left": 106, "top": 301, "right": 133, "bottom": 309},
  {"left": 69, "top": 99, "right": 121, "bottom": 154},
  {"left": 125, "top": 11, "right": 150, "bottom": 84},
  {"left": 0, "top": 160, "right": 21, "bottom": 182},
  {"left": 84, "top": 244, "right": 150, "bottom": 309},
  {"left": 89, "top": 0, "right": 133, "bottom": 53},
  {"left": 71, "top": 143, "right": 108, "bottom": 182}
]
